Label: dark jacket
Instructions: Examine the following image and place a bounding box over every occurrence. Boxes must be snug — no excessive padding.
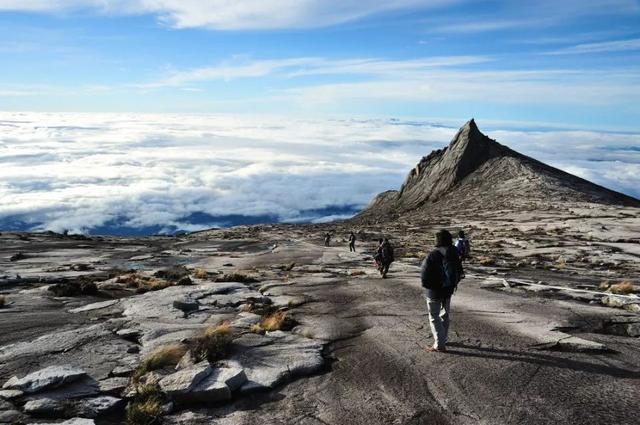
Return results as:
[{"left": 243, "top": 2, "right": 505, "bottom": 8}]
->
[
  {"left": 378, "top": 241, "right": 394, "bottom": 264},
  {"left": 420, "top": 246, "right": 463, "bottom": 299}
]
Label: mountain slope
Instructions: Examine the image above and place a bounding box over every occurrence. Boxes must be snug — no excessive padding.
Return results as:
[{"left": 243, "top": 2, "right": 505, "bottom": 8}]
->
[{"left": 357, "top": 119, "right": 640, "bottom": 221}]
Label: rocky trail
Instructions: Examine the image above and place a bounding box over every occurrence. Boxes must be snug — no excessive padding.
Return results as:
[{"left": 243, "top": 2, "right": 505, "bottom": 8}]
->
[{"left": 1, "top": 219, "right": 639, "bottom": 424}]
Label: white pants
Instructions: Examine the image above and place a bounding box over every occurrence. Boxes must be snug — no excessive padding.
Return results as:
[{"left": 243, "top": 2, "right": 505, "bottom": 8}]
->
[{"left": 426, "top": 296, "right": 451, "bottom": 349}]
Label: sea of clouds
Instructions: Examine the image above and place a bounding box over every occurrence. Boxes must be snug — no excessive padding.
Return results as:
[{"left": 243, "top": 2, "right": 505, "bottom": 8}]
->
[{"left": 0, "top": 112, "right": 638, "bottom": 235}]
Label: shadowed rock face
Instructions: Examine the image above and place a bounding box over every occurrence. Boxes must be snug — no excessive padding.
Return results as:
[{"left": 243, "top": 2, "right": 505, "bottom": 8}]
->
[{"left": 358, "top": 119, "right": 640, "bottom": 220}]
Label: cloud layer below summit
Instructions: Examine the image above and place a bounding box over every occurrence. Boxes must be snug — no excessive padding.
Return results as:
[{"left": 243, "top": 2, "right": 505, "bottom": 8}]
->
[{"left": 0, "top": 112, "right": 638, "bottom": 234}]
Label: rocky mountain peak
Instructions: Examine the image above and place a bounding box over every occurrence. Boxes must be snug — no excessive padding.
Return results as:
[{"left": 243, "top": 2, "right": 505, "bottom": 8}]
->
[
  {"left": 357, "top": 120, "right": 640, "bottom": 220},
  {"left": 396, "top": 119, "right": 505, "bottom": 206}
]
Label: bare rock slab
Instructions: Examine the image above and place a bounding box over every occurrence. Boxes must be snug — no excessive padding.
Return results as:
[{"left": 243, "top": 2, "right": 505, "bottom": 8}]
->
[
  {"left": 3, "top": 365, "right": 86, "bottom": 394},
  {"left": 68, "top": 300, "right": 119, "bottom": 314},
  {"left": 188, "top": 362, "right": 247, "bottom": 403},
  {"left": 159, "top": 362, "right": 212, "bottom": 398},
  {"left": 231, "top": 331, "right": 324, "bottom": 392}
]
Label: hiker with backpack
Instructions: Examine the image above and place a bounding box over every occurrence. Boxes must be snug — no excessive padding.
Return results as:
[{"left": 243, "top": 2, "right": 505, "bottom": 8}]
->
[
  {"left": 421, "top": 229, "right": 463, "bottom": 352},
  {"left": 348, "top": 231, "right": 356, "bottom": 252},
  {"left": 377, "top": 238, "right": 394, "bottom": 278},
  {"left": 455, "top": 230, "right": 471, "bottom": 261},
  {"left": 324, "top": 233, "right": 331, "bottom": 247}
]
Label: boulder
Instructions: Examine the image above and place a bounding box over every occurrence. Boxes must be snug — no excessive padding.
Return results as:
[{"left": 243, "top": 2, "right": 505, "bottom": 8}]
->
[
  {"left": 159, "top": 362, "right": 212, "bottom": 398},
  {"left": 0, "top": 409, "right": 23, "bottom": 423},
  {"left": 626, "top": 323, "right": 640, "bottom": 337},
  {"left": 623, "top": 304, "right": 640, "bottom": 313},
  {"left": 74, "top": 396, "right": 124, "bottom": 418},
  {"left": 23, "top": 398, "right": 64, "bottom": 416},
  {"left": 115, "top": 328, "right": 141, "bottom": 342},
  {"left": 98, "top": 377, "right": 129, "bottom": 396},
  {"left": 23, "top": 376, "right": 100, "bottom": 402},
  {"left": 2, "top": 365, "right": 86, "bottom": 394},
  {"left": 173, "top": 297, "right": 199, "bottom": 314},
  {"left": 0, "top": 389, "right": 23, "bottom": 399},
  {"left": 176, "top": 276, "right": 193, "bottom": 286}
]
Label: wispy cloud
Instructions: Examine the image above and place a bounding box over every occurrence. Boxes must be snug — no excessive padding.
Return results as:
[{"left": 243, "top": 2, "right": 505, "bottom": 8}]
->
[
  {"left": 545, "top": 38, "right": 640, "bottom": 55},
  {"left": 0, "top": 0, "right": 460, "bottom": 30},
  {"left": 139, "top": 55, "right": 491, "bottom": 89}
]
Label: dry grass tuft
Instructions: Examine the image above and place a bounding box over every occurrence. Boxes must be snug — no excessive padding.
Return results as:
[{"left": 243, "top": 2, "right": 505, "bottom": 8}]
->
[
  {"left": 126, "top": 397, "right": 163, "bottom": 425},
  {"left": 126, "top": 383, "right": 164, "bottom": 425},
  {"left": 116, "top": 272, "right": 173, "bottom": 292},
  {"left": 402, "top": 250, "right": 425, "bottom": 259},
  {"left": 259, "top": 311, "right": 288, "bottom": 332},
  {"left": 132, "top": 343, "right": 187, "bottom": 382},
  {"left": 239, "top": 303, "right": 254, "bottom": 313},
  {"left": 191, "top": 268, "right": 209, "bottom": 279},
  {"left": 349, "top": 270, "right": 366, "bottom": 276},
  {"left": 189, "top": 322, "right": 233, "bottom": 362},
  {"left": 250, "top": 323, "right": 265, "bottom": 334},
  {"left": 477, "top": 256, "right": 495, "bottom": 266},
  {"left": 599, "top": 280, "right": 611, "bottom": 291},
  {"left": 217, "top": 273, "right": 259, "bottom": 284},
  {"left": 610, "top": 281, "right": 635, "bottom": 295}
]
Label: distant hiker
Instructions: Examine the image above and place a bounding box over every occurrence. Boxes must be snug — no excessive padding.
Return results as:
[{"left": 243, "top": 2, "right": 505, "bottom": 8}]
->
[
  {"left": 455, "top": 230, "right": 471, "bottom": 261},
  {"left": 324, "top": 233, "right": 331, "bottom": 247},
  {"left": 348, "top": 231, "right": 356, "bottom": 252},
  {"left": 377, "top": 238, "right": 394, "bottom": 278},
  {"left": 421, "top": 230, "right": 463, "bottom": 352},
  {"left": 373, "top": 238, "right": 383, "bottom": 269}
]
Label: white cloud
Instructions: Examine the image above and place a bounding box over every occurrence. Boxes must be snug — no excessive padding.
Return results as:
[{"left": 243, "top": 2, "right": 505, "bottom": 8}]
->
[
  {"left": 545, "top": 38, "right": 640, "bottom": 55},
  {"left": 0, "top": 0, "right": 456, "bottom": 29},
  {"left": 0, "top": 112, "right": 638, "bottom": 234}
]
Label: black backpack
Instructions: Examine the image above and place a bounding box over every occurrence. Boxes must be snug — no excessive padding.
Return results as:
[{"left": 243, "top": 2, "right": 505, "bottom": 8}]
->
[{"left": 422, "top": 247, "right": 461, "bottom": 290}]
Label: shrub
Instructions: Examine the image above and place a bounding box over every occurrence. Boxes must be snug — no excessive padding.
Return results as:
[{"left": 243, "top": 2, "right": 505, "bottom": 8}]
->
[
  {"left": 189, "top": 322, "right": 233, "bottom": 362},
  {"left": 610, "top": 281, "right": 635, "bottom": 295},
  {"left": 0, "top": 295, "right": 5, "bottom": 307},
  {"left": 132, "top": 343, "right": 187, "bottom": 382},
  {"left": 191, "top": 268, "right": 209, "bottom": 279}
]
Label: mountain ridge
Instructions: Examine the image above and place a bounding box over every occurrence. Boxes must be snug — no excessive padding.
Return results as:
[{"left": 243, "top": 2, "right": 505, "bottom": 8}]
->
[{"left": 356, "top": 119, "right": 640, "bottom": 221}]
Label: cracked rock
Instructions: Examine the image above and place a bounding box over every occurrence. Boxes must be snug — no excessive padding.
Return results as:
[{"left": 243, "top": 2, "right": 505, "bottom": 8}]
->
[{"left": 3, "top": 365, "right": 87, "bottom": 394}]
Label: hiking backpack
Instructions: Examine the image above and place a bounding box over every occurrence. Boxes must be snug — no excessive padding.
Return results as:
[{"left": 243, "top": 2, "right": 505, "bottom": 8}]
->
[
  {"left": 438, "top": 247, "right": 461, "bottom": 289},
  {"left": 455, "top": 238, "right": 470, "bottom": 260}
]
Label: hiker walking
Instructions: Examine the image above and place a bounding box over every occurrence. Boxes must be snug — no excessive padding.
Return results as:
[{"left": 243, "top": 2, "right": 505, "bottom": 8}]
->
[
  {"left": 421, "top": 230, "right": 463, "bottom": 352},
  {"left": 348, "top": 231, "right": 356, "bottom": 252},
  {"left": 377, "top": 238, "right": 394, "bottom": 278},
  {"left": 324, "top": 233, "right": 331, "bottom": 247},
  {"left": 454, "top": 230, "right": 471, "bottom": 261}
]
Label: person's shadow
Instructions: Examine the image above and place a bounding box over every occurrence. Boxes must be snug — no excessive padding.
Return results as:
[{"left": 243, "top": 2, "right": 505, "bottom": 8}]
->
[{"left": 444, "top": 342, "right": 640, "bottom": 379}]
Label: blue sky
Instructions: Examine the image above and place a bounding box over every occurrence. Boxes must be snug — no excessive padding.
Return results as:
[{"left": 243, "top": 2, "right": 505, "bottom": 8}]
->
[{"left": 1, "top": 0, "right": 640, "bottom": 130}]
